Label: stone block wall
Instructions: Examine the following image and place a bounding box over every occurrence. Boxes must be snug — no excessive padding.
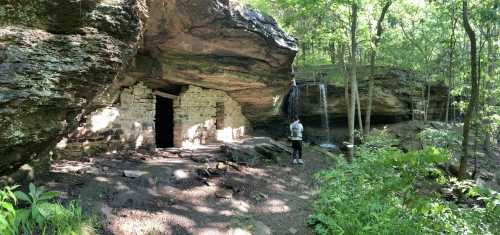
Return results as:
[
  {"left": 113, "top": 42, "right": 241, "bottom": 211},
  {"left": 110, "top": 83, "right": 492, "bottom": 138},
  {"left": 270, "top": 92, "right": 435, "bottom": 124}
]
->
[
  {"left": 54, "top": 83, "right": 249, "bottom": 156},
  {"left": 54, "top": 83, "right": 155, "bottom": 157},
  {"left": 115, "top": 83, "right": 156, "bottom": 149},
  {"left": 174, "top": 86, "right": 249, "bottom": 148}
]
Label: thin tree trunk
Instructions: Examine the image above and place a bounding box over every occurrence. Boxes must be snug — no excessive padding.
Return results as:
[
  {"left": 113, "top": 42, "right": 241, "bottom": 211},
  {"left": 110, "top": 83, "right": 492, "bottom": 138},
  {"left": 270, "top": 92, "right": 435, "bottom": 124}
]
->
[
  {"left": 459, "top": 0, "right": 479, "bottom": 180},
  {"left": 426, "top": 83, "right": 431, "bottom": 120},
  {"left": 340, "top": 44, "right": 351, "bottom": 146},
  {"left": 365, "top": 1, "right": 391, "bottom": 135},
  {"left": 347, "top": 3, "right": 358, "bottom": 163},
  {"left": 355, "top": 79, "right": 363, "bottom": 134},
  {"left": 423, "top": 73, "right": 431, "bottom": 121},
  {"left": 484, "top": 26, "right": 496, "bottom": 154},
  {"left": 445, "top": 14, "right": 458, "bottom": 123},
  {"left": 472, "top": 123, "right": 479, "bottom": 178},
  {"left": 329, "top": 42, "right": 336, "bottom": 64}
]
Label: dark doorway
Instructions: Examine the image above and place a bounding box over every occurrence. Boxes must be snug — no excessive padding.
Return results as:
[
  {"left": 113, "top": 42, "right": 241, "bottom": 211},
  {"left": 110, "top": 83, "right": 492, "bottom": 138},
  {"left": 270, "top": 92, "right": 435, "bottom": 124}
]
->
[
  {"left": 155, "top": 96, "right": 174, "bottom": 148},
  {"left": 216, "top": 102, "right": 224, "bottom": 130}
]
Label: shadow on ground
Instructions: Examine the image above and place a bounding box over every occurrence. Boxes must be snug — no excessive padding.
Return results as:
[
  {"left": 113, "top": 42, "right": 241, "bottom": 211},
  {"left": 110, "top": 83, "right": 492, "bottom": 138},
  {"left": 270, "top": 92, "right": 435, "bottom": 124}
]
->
[{"left": 36, "top": 144, "right": 335, "bottom": 235}]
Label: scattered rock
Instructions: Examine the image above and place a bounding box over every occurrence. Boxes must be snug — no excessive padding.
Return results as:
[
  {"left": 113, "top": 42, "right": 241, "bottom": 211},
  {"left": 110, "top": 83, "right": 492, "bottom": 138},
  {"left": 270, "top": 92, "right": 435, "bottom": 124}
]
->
[
  {"left": 179, "top": 153, "right": 193, "bottom": 158},
  {"left": 289, "top": 227, "right": 298, "bottom": 234},
  {"left": 123, "top": 170, "right": 148, "bottom": 178},
  {"left": 215, "top": 189, "right": 233, "bottom": 199},
  {"left": 216, "top": 162, "right": 228, "bottom": 171},
  {"left": 252, "top": 192, "right": 268, "bottom": 202},
  {"left": 191, "top": 155, "right": 209, "bottom": 163},
  {"left": 85, "top": 167, "right": 100, "bottom": 175},
  {"left": 225, "top": 161, "right": 241, "bottom": 171},
  {"left": 196, "top": 168, "right": 211, "bottom": 178},
  {"left": 164, "top": 148, "right": 181, "bottom": 154},
  {"left": 102, "top": 166, "right": 110, "bottom": 171},
  {"left": 221, "top": 173, "right": 246, "bottom": 193},
  {"left": 253, "top": 220, "right": 272, "bottom": 235},
  {"left": 222, "top": 137, "right": 291, "bottom": 165}
]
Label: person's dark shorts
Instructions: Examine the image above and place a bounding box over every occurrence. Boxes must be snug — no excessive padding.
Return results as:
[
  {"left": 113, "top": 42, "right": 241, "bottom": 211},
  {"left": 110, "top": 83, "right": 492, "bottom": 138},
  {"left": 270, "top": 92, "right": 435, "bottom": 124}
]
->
[
  {"left": 292, "top": 140, "right": 302, "bottom": 149},
  {"left": 291, "top": 140, "right": 302, "bottom": 159}
]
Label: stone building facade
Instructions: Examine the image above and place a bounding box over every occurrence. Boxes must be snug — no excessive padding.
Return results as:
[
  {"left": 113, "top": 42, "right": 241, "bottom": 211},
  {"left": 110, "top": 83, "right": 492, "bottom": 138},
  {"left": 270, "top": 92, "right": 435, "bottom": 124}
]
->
[
  {"left": 55, "top": 83, "right": 249, "bottom": 156},
  {"left": 173, "top": 86, "right": 249, "bottom": 148}
]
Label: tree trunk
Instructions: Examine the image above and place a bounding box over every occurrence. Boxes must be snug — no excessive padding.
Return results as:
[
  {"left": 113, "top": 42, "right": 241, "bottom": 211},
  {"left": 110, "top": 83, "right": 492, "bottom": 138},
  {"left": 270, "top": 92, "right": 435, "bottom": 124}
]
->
[
  {"left": 484, "top": 26, "right": 496, "bottom": 154},
  {"left": 445, "top": 13, "right": 458, "bottom": 123},
  {"left": 329, "top": 42, "right": 336, "bottom": 64},
  {"left": 340, "top": 44, "right": 351, "bottom": 151},
  {"left": 426, "top": 83, "right": 431, "bottom": 120},
  {"left": 347, "top": 3, "right": 358, "bottom": 163},
  {"left": 365, "top": 1, "right": 391, "bottom": 135},
  {"left": 355, "top": 79, "right": 363, "bottom": 134},
  {"left": 458, "top": 0, "right": 479, "bottom": 180}
]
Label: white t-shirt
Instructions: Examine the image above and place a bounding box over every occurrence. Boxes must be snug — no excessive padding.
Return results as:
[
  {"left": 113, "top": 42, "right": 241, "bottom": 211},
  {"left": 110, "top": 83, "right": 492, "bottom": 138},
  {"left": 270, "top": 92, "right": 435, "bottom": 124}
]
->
[{"left": 290, "top": 121, "right": 303, "bottom": 140}]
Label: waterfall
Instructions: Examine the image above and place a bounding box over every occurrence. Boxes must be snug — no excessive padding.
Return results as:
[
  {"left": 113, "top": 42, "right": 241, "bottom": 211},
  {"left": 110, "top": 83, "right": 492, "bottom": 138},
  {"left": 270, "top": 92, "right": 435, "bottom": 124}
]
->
[{"left": 319, "top": 83, "right": 331, "bottom": 143}]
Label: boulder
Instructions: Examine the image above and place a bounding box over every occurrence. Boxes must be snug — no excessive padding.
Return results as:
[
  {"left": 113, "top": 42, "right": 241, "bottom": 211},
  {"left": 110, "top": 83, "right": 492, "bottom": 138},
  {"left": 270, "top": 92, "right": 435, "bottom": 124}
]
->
[
  {"left": 222, "top": 137, "right": 290, "bottom": 165},
  {"left": 0, "top": 0, "right": 146, "bottom": 175},
  {"left": 0, "top": 27, "right": 132, "bottom": 175}
]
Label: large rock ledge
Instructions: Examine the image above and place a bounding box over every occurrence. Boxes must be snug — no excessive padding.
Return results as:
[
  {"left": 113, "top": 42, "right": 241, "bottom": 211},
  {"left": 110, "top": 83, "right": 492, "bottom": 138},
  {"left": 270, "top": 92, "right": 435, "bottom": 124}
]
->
[
  {"left": 0, "top": 26, "right": 136, "bottom": 175},
  {"left": 0, "top": 0, "right": 298, "bottom": 176}
]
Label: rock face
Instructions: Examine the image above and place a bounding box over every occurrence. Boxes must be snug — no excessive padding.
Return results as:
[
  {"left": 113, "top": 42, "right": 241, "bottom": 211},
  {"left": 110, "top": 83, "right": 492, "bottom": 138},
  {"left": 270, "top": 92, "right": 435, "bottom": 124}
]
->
[
  {"left": 296, "top": 67, "right": 448, "bottom": 122},
  {"left": 0, "top": 0, "right": 146, "bottom": 175},
  {"left": 143, "top": 2, "right": 297, "bottom": 85},
  {"left": 0, "top": 0, "right": 298, "bottom": 176},
  {"left": 138, "top": 1, "right": 298, "bottom": 121}
]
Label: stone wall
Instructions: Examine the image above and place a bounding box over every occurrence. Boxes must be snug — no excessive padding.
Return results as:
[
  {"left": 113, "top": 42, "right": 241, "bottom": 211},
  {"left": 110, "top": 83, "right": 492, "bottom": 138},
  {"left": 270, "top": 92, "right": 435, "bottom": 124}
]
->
[
  {"left": 55, "top": 83, "right": 249, "bottom": 156},
  {"left": 174, "top": 86, "right": 249, "bottom": 148},
  {"left": 55, "top": 83, "right": 155, "bottom": 157},
  {"left": 115, "top": 83, "right": 156, "bottom": 150}
]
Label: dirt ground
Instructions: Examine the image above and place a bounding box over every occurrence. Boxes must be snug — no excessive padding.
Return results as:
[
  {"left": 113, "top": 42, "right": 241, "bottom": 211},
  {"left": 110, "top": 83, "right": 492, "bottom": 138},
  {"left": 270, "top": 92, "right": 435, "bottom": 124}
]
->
[{"left": 36, "top": 143, "right": 334, "bottom": 235}]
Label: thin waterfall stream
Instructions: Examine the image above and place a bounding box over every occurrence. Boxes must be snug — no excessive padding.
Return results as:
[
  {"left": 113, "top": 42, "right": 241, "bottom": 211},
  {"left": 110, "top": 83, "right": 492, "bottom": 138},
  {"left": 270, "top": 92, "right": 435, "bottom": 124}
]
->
[{"left": 319, "top": 83, "right": 331, "bottom": 143}]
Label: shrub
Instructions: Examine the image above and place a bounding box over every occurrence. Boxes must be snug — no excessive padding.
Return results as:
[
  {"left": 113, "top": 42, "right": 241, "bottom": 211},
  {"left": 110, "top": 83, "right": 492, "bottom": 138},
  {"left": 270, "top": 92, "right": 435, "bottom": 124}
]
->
[{"left": 309, "top": 133, "right": 499, "bottom": 235}]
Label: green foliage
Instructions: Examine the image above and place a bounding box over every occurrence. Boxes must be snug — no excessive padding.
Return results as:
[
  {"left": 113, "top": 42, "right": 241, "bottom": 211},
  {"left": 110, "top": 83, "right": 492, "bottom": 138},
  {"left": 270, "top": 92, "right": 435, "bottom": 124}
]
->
[
  {"left": 417, "top": 127, "right": 462, "bottom": 150},
  {"left": 0, "top": 183, "right": 96, "bottom": 235},
  {"left": 309, "top": 133, "right": 500, "bottom": 235}
]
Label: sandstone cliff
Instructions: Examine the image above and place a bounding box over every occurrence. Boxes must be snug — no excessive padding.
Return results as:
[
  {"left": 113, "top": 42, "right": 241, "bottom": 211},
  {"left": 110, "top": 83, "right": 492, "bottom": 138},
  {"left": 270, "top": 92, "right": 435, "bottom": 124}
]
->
[{"left": 0, "top": 0, "right": 298, "bottom": 175}]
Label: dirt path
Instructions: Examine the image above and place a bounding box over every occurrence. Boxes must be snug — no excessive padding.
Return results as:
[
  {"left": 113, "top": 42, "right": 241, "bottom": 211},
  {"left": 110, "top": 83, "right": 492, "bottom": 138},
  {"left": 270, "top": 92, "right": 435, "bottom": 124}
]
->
[{"left": 37, "top": 143, "right": 334, "bottom": 235}]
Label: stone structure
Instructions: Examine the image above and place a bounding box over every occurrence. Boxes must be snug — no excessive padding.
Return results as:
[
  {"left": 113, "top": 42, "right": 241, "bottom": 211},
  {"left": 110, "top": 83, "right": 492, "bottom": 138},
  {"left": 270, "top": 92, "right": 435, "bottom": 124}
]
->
[
  {"left": 116, "top": 83, "right": 156, "bottom": 149},
  {"left": 55, "top": 83, "right": 249, "bottom": 157},
  {"left": 55, "top": 83, "right": 156, "bottom": 157},
  {"left": 174, "top": 86, "right": 249, "bottom": 148}
]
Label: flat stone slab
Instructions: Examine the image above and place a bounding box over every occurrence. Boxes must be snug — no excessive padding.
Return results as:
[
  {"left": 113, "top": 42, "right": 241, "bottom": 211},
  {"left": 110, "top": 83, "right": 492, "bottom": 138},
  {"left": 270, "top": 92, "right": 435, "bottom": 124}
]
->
[{"left": 123, "top": 170, "right": 148, "bottom": 178}]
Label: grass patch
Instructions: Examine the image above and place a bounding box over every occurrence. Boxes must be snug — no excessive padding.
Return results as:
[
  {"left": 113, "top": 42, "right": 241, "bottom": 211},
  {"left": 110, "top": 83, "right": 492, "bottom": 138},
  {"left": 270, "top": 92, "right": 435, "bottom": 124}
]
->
[{"left": 0, "top": 183, "right": 98, "bottom": 235}]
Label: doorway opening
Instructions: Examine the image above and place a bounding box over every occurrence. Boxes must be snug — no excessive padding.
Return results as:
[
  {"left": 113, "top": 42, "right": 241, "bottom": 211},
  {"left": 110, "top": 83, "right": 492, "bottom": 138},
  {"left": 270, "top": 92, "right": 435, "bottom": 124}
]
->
[
  {"left": 216, "top": 102, "right": 225, "bottom": 130},
  {"left": 155, "top": 96, "right": 174, "bottom": 148}
]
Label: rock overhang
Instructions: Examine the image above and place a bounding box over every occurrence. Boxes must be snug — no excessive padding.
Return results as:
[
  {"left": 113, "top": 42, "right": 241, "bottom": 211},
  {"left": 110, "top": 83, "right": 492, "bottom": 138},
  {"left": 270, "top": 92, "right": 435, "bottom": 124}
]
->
[{"left": 0, "top": 0, "right": 298, "bottom": 176}]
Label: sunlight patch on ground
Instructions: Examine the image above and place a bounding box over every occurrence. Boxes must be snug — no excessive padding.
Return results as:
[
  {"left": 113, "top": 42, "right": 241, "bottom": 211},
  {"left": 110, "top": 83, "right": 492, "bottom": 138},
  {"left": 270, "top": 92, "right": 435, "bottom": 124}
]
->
[
  {"left": 218, "top": 210, "right": 235, "bottom": 216},
  {"left": 109, "top": 209, "right": 196, "bottom": 235},
  {"left": 195, "top": 206, "right": 215, "bottom": 214},
  {"left": 260, "top": 199, "right": 291, "bottom": 213},
  {"left": 94, "top": 176, "right": 109, "bottom": 182},
  {"left": 230, "top": 199, "right": 250, "bottom": 212}
]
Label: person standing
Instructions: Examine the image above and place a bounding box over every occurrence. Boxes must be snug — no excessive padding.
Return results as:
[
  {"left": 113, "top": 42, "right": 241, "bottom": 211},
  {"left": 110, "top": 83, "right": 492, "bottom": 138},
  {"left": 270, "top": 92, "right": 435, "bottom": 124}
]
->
[{"left": 290, "top": 116, "right": 304, "bottom": 164}]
